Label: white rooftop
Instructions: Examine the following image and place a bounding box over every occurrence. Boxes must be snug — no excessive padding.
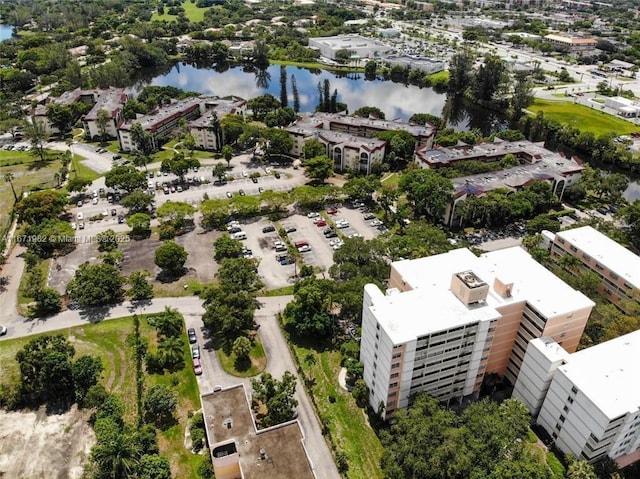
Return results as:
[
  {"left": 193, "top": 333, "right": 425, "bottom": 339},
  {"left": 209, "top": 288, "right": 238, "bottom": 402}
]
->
[
  {"left": 555, "top": 226, "right": 640, "bottom": 288},
  {"left": 371, "top": 247, "right": 593, "bottom": 344},
  {"left": 558, "top": 330, "right": 640, "bottom": 419}
]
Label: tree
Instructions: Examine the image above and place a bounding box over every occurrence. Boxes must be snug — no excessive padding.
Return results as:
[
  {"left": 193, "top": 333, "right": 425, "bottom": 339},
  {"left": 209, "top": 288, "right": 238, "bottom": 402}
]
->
[
  {"left": 154, "top": 241, "right": 188, "bottom": 276},
  {"left": 303, "top": 138, "right": 326, "bottom": 160},
  {"left": 105, "top": 165, "right": 147, "bottom": 192},
  {"left": 96, "top": 109, "right": 111, "bottom": 143},
  {"left": 221, "top": 114, "right": 245, "bottom": 146},
  {"left": 376, "top": 130, "right": 416, "bottom": 166},
  {"left": 67, "top": 263, "right": 125, "bottom": 307},
  {"left": 620, "top": 200, "right": 640, "bottom": 249},
  {"left": 567, "top": 457, "right": 597, "bottom": 479},
  {"left": 159, "top": 335, "right": 185, "bottom": 371},
  {"left": 129, "top": 121, "right": 155, "bottom": 155},
  {"left": 352, "top": 379, "right": 369, "bottom": 408},
  {"left": 46, "top": 104, "right": 75, "bottom": 136},
  {"left": 248, "top": 94, "right": 281, "bottom": 121},
  {"left": 72, "top": 355, "right": 103, "bottom": 404},
  {"left": 214, "top": 235, "right": 244, "bottom": 261},
  {"left": 144, "top": 384, "right": 178, "bottom": 426},
  {"left": 138, "top": 455, "right": 171, "bottom": 479},
  {"left": 91, "top": 430, "right": 141, "bottom": 479},
  {"left": 128, "top": 271, "right": 154, "bottom": 300},
  {"left": 15, "top": 335, "right": 75, "bottom": 405},
  {"left": 232, "top": 336, "right": 251, "bottom": 361},
  {"left": 4, "top": 173, "right": 18, "bottom": 202},
  {"left": 264, "top": 107, "right": 296, "bottom": 128},
  {"left": 284, "top": 277, "right": 334, "bottom": 338},
  {"left": 343, "top": 176, "right": 380, "bottom": 200},
  {"left": 251, "top": 372, "right": 298, "bottom": 428},
  {"left": 448, "top": 49, "right": 476, "bottom": 94},
  {"left": 201, "top": 286, "right": 257, "bottom": 345},
  {"left": 156, "top": 201, "right": 195, "bottom": 231},
  {"left": 526, "top": 214, "right": 560, "bottom": 234},
  {"left": 148, "top": 307, "right": 184, "bottom": 339},
  {"left": 95, "top": 229, "right": 120, "bottom": 252},
  {"left": 353, "top": 106, "right": 385, "bottom": 119},
  {"left": 291, "top": 74, "right": 300, "bottom": 113},
  {"left": 399, "top": 169, "right": 454, "bottom": 222},
  {"left": 216, "top": 257, "right": 262, "bottom": 292},
  {"left": 33, "top": 287, "right": 62, "bottom": 317},
  {"left": 510, "top": 75, "right": 534, "bottom": 122},
  {"left": 304, "top": 155, "right": 333, "bottom": 183},
  {"left": 364, "top": 60, "right": 377, "bottom": 79},
  {"left": 330, "top": 237, "right": 389, "bottom": 283},
  {"left": 160, "top": 152, "right": 200, "bottom": 181},
  {"left": 222, "top": 145, "right": 233, "bottom": 168},
  {"left": 67, "top": 176, "right": 92, "bottom": 193},
  {"left": 20, "top": 218, "right": 75, "bottom": 258},
  {"left": 132, "top": 151, "right": 151, "bottom": 173},
  {"left": 24, "top": 120, "right": 48, "bottom": 161},
  {"left": 127, "top": 213, "right": 151, "bottom": 238},
  {"left": 472, "top": 55, "right": 509, "bottom": 104},
  {"left": 213, "top": 163, "right": 228, "bottom": 183},
  {"left": 15, "top": 190, "right": 67, "bottom": 223},
  {"left": 121, "top": 189, "right": 153, "bottom": 213},
  {"left": 262, "top": 127, "right": 294, "bottom": 160}
]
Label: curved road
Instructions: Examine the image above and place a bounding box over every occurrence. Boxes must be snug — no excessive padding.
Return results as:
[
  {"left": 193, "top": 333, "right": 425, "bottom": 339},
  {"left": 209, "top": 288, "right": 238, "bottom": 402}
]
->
[{"left": 0, "top": 295, "right": 340, "bottom": 479}]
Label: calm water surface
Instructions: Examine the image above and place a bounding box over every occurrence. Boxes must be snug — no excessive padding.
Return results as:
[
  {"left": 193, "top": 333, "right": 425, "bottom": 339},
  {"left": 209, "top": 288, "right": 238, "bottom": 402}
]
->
[{"left": 0, "top": 24, "right": 13, "bottom": 42}]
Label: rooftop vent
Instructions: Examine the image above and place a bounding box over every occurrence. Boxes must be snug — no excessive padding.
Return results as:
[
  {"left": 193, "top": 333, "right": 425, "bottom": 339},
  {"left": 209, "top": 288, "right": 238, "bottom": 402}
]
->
[{"left": 451, "top": 271, "right": 489, "bottom": 305}]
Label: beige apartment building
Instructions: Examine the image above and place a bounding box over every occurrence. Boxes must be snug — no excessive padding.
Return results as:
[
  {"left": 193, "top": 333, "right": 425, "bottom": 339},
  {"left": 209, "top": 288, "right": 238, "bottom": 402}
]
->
[
  {"left": 362, "top": 247, "right": 594, "bottom": 419},
  {"left": 549, "top": 226, "right": 640, "bottom": 312}
]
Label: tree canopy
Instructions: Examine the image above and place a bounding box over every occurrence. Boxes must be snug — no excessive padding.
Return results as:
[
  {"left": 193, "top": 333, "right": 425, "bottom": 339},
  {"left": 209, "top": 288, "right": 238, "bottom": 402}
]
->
[
  {"left": 105, "top": 165, "right": 147, "bottom": 192},
  {"left": 66, "top": 263, "right": 125, "bottom": 307},
  {"left": 15, "top": 190, "right": 67, "bottom": 223},
  {"left": 154, "top": 241, "right": 188, "bottom": 276},
  {"left": 399, "top": 169, "right": 454, "bottom": 222},
  {"left": 251, "top": 372, "right": 298, "bottom": 428}
]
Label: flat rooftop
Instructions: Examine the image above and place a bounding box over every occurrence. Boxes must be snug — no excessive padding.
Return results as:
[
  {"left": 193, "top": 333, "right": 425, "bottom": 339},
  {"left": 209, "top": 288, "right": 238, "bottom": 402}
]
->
[
  {"left": 309, "top": 33, "right": 389, "bottom": 49},
  {"left": 555, "top": 226, "right": 640, "bottom": 289},
  {"left": 84, "top": 88, "right": 127, "bottom": 120},
  {"left": 380, "top": 247, "right": 593, "bottom": 342},
  {"left": 558, "top": 329, "right": 640, "bottom": 419},
  {"left": 120, "top": 97, "right": 201, "bottom": 131},
  {"left": 318, "top": 130, "right": 386, "bottom": 151},
  {"left": 201, "top": 385, "right": 314, "bottom": 479}
]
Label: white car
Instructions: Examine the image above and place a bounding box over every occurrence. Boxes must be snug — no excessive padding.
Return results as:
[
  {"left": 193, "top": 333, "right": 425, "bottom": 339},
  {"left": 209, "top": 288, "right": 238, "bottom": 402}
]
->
[
  {"left": 242, "top": 170, "right": 248, "bottom": 177},
  {"left": 0, "top": 325, "right": 7, "bottom": 336},
  {"left": 336, "top": 220, "right": 350, "bottom": 229},
  {"left": 71, "top": 222, "right": 77, "bottom": 230},
  {"left": 102, "top": 209, "right": 109, "bottom": 217},
  {"left": 77, "top": 212, "right": 84, "bottom": 220},
  {"left": 307, "top": 212, "right": 320, "bottom": 218},
  {"left": 348, "top": 233, "right": 362, "bottom": 238},
  {"left": 92, "top": 197, "right": 98, "bottom": 205},
  {"left": 370, "top": 220, "right": 383, "bottom": 227},
  {"left": 298, "top": 245, "right": 311, "bottom": 253}
]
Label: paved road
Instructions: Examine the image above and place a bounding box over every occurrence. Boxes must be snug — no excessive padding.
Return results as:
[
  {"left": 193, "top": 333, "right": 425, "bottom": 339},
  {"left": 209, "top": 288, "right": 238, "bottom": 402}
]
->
[
  {"left": 0, "top": 244, "right": 26, "bottom": 324},
  {"left": 0, "top": 294, "right": 340, "bottom": 479}
]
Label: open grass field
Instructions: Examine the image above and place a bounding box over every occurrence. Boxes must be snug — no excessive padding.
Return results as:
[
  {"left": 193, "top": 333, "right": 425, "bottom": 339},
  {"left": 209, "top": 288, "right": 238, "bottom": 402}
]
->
[
  {"left": 528, "top": 99, "right": 639, "bottom": 136},
  {"left": 0, "top": 149, "right": 62, "bottom": 234},
  {"left": 291, "top": 342, "right": 384, "bottom": 479},
  {"left": 0, "top": 315, "right": 202, "bottom": 479},
  {"left": 151, "top": 1, "right": 208, "bottom": 22},
  {"left": 70, "top": 153, "right": 101, "bottom": 181}
]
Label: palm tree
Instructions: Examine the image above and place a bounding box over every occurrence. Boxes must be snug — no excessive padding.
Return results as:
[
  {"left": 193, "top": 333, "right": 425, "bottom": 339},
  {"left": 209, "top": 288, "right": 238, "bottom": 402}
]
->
[
  {"left": 159, "top": 336, "right": 184, "bottom": 368},
  {"left": 91, "top": 431, "right": 140, "bottom": 479},
  {"left": 4, "top": 173, "right": 17, "bottom": 202}
]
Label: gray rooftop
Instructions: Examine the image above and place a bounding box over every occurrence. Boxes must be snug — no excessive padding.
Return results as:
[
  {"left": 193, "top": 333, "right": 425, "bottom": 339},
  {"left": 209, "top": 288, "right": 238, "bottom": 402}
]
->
[
  {"left": 189, "top": 97, "right": 246, "bottom": 128},
  {"left": 119, "top": 97, "right": 202, "bottom": 131},
  {"left": 83, "top": 88, "right": 128, "bottom": 121}
]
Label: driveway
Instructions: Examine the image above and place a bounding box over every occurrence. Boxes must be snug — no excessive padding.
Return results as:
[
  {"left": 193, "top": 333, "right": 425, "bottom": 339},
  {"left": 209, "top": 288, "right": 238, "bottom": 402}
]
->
[{"left": 0, "top": 295, "right": 340, "bottom": 479}]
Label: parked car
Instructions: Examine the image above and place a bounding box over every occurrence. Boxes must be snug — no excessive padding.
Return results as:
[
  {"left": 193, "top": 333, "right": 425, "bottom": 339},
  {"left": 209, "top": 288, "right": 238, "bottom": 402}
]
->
[
  {"left": 326, "top": 207, "right": 337, "bottom": 215},
  {"left": 242, "top": 170, "right": 248, "bottom": 177},
  {"left": 307, "top": 212, "right": 320, "bottom": 218},
  {"left": 187, "top": 328, "right": 197, "bottom": 344},
  {"left": 193, "top": 358, "right": 203, "bottom": 376},
  {"left": 251, "top": 177, "right": 258, "bottom": 183},
  {"left": 0, "top": 325, "right": 7, "bottom": 336},
  {"left": 370, "top": 219, "right": 383, "bottom": 227},
  {"left": 77, "top": 212, "right": 84, "bottom": 220},
  {"left": 316, "top": 219, "right": 327, "bottom": 227},
  {"left": 294, "top": 240, "right": 309, "bottom": 248},
  {"left": 262, "top": 225, "right": 276, "bottom": 233},
  {"left": 298, "top": 245, "right": 311, "bottom": 253},
  {"left": 596, "top": 207, "right": 609, "bottom": 215},
  {"left": 191, "top": 344, "right": 200, "bottom": 359},
  {"left": 226, "top": 191, "right": 233, "bottom": 198},
  {"left": 325, "top": 230, "right": 338, "bottom": 238},
  {"left": 276, "top": 253, "right": 289, "bottom": 262},
  {"left": 238, "top": 189, "right": 246, "bottom": 196},
  {"left": 363, "top": 212, "right": 375, "bottom": 220},
  {"left": 78, "top": 222, "right": 85, "bottom": 230},
  {"left": 258, "top": 187, "right": 264, "bottom": 193},
  {"left": 92, "top": 197, "right": 98, "bottom": 205},
  {"left": 274, "top": 172, "right": 281, "bottom": 179},
  {"left": 285, "top": 226, "right": 297, "bottom": 233},
  {"left": 281, "top": 257, "right": 295, "bottom": 265}
]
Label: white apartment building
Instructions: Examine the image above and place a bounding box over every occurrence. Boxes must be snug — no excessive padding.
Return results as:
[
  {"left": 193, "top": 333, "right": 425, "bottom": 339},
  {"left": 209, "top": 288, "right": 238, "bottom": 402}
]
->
[
  {"left": 82, "top": 88, "right": 129, "bottom": 140},
  {"left": 308, "top": 34, "right": 393, "bottom": 60},
  {"left": 513, "top": 332, "right": 640, "bottom": 467},
  {"left": 188, "top": 97, "right": 246, "bottom": 151},
  {"left": 550, "top": 226, "right": 640, "bottom": 313},
  {"left": 361, "top": 247, "right": 594, "bottom": 419}
]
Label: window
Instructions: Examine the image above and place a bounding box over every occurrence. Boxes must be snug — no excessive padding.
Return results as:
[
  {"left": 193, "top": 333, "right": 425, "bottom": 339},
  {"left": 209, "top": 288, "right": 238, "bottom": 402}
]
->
[
  {"left": 610, "top": 271, "right": 619, "bottom": 280},
  {"left": 552, "top": 432, "right": 558, "bottom": 439},
  {"left": 388, "top": 391, "right": 397, "bottom": 398},
  {"left": 568, "top": 396, "right": 574, "bottom": 404},
  {"left": 555, "top": 423, "right": 562, "bottom": 431},
  {"left": 392, "top": 352, "right": 402, "bottom": 359},
  {"left": 560, "top": 415, "right": 566, "bottom": 423},
  {"left": 390, "top": 372, "right": 400, "bottom": 379},
  {"left": 563, "top": 406, "right": 569, "bottom": 413},
  {"left": 571, "top": 386, "right": 578, "bottom": 395},
  {"left": 391, "top": 363, "right": 400, "bottom": 369},
  {"left": 389, "top": 382, "right": 398, "bottom": 388},
  {"left": 376, "top": 323, "right": 380, "bottom": 330},
  {"left": 595, "top": 263, "right": 603, "bottom": 270},
  {"left": 570, "top": 246, "right": 578, "bottom": 252}
]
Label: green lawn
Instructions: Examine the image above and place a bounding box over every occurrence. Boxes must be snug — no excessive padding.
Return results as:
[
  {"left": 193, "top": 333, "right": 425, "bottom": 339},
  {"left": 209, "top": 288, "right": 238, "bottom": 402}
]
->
[
  {"left": 528, "top": 99, "right": 639, "bottom": 136},
  {"left": 0, "top": 150, "right": 62, "bottom": 234},
  {"left": 151, "top": 1, "right": 208, "bottom": 22},
  {"left": 291, "top": 342, "right": 384, "bottom": 479},
  {"left": 269, "top": 59, "right": 364, "bottom": 74},
  {"left": 262, "top": 285, "right": 295, "bottom": 296},
  {"left": 0, "top": 315, "right": 202, "bottom": 479},
  {"left": 217, "top": 337, "right": 267, "bottom": 377},
  {"left": 17, "top": 259, "right": 51, "bottom": 316},
  {"left": 70, "top": 153, "right": 101, "bottom": 181}
]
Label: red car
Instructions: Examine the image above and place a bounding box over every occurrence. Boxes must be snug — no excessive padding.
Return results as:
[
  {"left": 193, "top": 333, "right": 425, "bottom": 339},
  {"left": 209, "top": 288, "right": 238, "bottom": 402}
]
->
[
  {"left": 316, "top": 220, "right": 327, "bottom": 227},
  {"left": 193, "top": 358, "right": 203, "bottom": 376},
  {"left": 327, "top": 207, "right": 338, "bottom": 215},
  {"left": 294, "top": 240, "right": 309, "bottom": 248}
]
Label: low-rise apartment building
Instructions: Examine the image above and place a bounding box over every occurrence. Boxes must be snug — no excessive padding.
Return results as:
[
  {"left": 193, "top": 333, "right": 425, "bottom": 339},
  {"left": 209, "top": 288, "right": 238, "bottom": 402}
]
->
[
  {"left": 549, "top": 226, "right": 640, "bottom": 312},
  {"left": 188, "top": 96, "right": 247, "bottom": 151},
  {"left": 32, "top": 88, "right": 107, "bottom": 135},
  {"left": 513, "top": 331, "right": 640, "bottom": 467},
  {"left": 414, "top": 140, "right": 584, "bottom": 225},
  {"left": 118, "top": 97, "right": 202, "bottom": 152},
  {"left": 286, "top": 112, "right": 435, "bottom": 174},
  {"left": 308, "top": 34, "right": 393, "bottom": 60},
  {"left": 82, "top": 88, "right": 129, "bottom": 140},
  {"left": 361, "top": 247, "right": 594, "bottom": 419},
  {"left": 544, "top": 34, "right": 597, "bottom": 52}
]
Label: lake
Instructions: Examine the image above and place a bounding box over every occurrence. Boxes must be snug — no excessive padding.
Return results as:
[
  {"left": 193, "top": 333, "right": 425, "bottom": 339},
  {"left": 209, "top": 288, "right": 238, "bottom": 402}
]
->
[
  {"left": 139, "top": 62, "right": 639, "bottom": 200},
  {"left": 140, "top": 63, "right": 449, "bottom": 122},
  {"left": 0, "top": 24, "right": 13, "bottom": 42}
]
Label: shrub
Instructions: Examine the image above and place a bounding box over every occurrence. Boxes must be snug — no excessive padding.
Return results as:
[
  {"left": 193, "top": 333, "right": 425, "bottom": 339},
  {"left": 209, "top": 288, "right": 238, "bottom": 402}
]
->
[{"left": 158, "top": 223, "right": 176, "bottom": 240}]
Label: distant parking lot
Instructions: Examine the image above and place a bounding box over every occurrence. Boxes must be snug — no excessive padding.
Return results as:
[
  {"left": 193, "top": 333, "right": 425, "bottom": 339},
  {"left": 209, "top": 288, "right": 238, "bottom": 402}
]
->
[{"left": 286, "top": 214, "right": 336, "bottom": 272}]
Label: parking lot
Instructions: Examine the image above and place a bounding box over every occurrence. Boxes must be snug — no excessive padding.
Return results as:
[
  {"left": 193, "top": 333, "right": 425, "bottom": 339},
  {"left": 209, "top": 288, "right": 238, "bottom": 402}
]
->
[
  {"left": 285, "top": 214, "right": 337, "bottom": 272},
  {"left": 333, "top": 205, "right": 383, "bottom": 241}
]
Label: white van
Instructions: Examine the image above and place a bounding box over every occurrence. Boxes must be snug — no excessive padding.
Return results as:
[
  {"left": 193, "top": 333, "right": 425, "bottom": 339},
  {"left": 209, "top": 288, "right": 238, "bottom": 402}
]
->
[{"left": 233, "top": 231, "right": 247, "bottom": 240}]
